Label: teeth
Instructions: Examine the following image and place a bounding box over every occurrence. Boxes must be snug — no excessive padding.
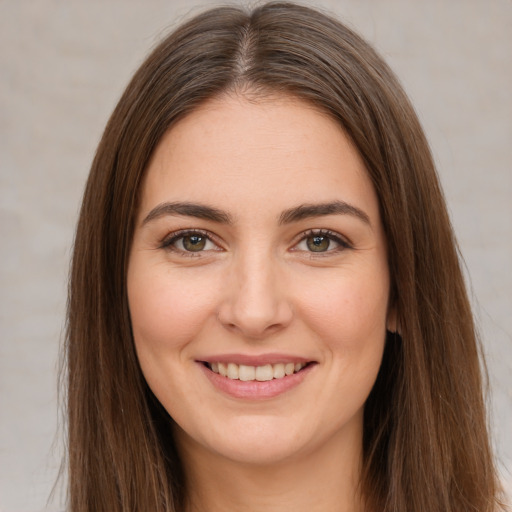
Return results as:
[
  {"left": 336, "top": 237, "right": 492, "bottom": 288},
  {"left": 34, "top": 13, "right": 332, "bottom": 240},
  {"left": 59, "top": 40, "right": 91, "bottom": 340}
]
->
[
  {"left": 227, "top": 363, "right": 239, "bottom": 379},
  {"left": 273, "top": 363, "right": 285, "bottom": 379},
  {"left": 218, "top": 362, "right": 228, "bottom": 377},
  {"left": 208, "top": 361, "right": 307, "bottom": 381},
  {"left": 255, "top": 364, "right": 273, "bottom": 381},
  {"left": 239, "top": 364, "right": 255, "bottom": 381}
]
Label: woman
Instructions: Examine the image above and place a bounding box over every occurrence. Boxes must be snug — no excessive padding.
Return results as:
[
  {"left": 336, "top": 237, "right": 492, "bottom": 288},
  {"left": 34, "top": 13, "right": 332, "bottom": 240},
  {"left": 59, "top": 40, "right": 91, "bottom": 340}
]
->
[{"left": 65, "top": 2, "right": 506, "bottom": 511}]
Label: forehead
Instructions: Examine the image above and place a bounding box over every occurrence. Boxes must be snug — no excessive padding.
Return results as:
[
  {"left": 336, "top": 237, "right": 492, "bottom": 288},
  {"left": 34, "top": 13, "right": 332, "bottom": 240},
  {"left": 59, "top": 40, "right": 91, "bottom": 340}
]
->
[{"left": 139, "top": 93, "right": 379, "bottom": 222}]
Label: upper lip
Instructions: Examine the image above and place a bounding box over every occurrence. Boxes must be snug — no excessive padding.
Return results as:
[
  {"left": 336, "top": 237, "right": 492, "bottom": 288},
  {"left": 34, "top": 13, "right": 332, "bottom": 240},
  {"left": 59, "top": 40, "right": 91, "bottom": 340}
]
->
[{"left": 196, "top": 353, "right": 315, "bottom": 366}]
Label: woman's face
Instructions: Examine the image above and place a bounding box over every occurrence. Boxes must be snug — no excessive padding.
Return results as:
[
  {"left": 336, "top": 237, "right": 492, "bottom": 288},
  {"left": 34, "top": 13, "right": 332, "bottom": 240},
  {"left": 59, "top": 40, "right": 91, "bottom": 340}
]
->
[{"left": 128, "top": 94, "right": 393, "bottom": 466}]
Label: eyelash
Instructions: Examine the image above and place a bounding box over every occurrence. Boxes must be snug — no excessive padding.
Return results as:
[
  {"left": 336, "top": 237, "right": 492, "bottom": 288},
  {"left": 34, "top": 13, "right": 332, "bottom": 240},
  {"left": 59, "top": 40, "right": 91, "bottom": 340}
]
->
[
  {"left": 160, "top": 229, "right": 220, "bottom": 257},
  {"left": 295, "top": 229, "right": 352, "bottom": 254},
  {"left": 160, "top": 228, "right": 352, "bottom": 256}
]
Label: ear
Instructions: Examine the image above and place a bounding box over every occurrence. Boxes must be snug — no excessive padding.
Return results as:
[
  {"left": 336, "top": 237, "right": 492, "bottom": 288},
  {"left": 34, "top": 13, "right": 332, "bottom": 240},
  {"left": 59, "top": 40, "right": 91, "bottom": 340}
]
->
[{"left": 386, "top": 306, "right": 398, "bottom": 334}]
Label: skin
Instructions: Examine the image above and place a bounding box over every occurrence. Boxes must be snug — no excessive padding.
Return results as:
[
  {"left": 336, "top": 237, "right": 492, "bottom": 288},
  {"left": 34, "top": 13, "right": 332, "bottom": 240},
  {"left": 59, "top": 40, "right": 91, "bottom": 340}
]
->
[{"left": 127, "top": 93, "right": 394, "bottom": 512}]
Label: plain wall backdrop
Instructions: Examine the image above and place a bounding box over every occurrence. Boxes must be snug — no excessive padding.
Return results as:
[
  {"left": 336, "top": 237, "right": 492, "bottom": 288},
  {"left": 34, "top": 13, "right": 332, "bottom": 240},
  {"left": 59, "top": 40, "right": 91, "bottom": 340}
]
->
[{"left": 0, "top": 0, "right": 510, "bottom": 510}]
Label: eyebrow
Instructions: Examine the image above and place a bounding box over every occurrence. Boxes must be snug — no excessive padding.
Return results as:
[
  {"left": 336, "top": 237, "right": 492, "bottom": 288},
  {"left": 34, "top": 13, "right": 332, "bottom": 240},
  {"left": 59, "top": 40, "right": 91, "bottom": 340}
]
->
[
  {"left": 278, "top": 200, "right": 370, "bottom": 226},
  {"left": 141, "top": 199, "right": 370, "bottom": 227},
  {"left": 142, "top": 201, "right": 233, "bottom": 225}
]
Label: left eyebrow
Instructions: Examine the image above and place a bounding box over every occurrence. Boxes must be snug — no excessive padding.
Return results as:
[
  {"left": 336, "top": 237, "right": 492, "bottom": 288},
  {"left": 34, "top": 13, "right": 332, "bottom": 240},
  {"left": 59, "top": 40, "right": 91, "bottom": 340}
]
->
[
  {"left": 141, "top": 201, "right": 234, "bottom": 226},
  {"left": 278, "top": 200, "right": 371, "bottom": 226}
]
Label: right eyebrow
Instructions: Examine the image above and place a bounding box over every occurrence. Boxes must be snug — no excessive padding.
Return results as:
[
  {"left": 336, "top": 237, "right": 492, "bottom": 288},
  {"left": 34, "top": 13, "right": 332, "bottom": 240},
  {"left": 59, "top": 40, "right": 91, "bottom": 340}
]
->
[
  {"left": 141, "top": 201, "right": 234, "bottom": 226},
  {"left": 278, "top": 200, "right": 371, "bottom": 226}
]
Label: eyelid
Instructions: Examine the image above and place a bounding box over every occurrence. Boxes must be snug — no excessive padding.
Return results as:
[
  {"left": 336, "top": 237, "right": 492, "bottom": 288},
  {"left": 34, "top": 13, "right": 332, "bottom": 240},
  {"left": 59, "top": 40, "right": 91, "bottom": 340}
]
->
[
  {"left": 160, "top": 228, "right": 223, "bottom": 254},
  {"left": 291, "top": 229, "right": 353, "bottom": 253},
  {"left": 159, "top": 227, "right": 351, "bottom": 256}
]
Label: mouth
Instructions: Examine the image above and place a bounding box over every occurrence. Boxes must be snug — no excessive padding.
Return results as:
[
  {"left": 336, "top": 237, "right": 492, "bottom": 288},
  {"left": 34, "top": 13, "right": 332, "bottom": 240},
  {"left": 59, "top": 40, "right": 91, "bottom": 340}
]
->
[
  {"left": 201, "top": 361, "right": 314, "bottom": 382},
  {"left": 198, "top": 357, "right": 317, "bottom": 399}
]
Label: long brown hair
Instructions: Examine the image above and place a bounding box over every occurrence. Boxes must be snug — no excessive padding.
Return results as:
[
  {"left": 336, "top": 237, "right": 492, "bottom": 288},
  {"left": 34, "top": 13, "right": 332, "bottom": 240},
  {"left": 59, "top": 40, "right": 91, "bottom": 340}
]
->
[{"left": 66, "top": 2, "right": 505, "bottom": 510}]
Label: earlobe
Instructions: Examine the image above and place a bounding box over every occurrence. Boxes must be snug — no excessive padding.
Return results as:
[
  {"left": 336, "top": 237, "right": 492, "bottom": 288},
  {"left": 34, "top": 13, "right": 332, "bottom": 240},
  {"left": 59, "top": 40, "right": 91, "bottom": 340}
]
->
[{"left": 386, "top": 306, "right": 398, "bottom": 334}]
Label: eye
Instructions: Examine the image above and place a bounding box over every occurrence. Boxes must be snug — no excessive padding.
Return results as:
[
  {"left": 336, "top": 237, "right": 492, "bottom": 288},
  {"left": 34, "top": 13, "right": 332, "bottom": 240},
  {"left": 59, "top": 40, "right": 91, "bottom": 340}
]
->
[
  {"left": 293, "top": 230, "right": 350, "bottom": 253},
  {"left": 161, "top": 230, "right": 220, "bottom": 254}
]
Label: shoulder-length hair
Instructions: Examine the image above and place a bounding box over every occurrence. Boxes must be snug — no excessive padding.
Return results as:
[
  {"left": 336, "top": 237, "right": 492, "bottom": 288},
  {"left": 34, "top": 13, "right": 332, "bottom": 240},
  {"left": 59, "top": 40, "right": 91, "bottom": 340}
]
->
[{"left": 66, "top": 2, "right": 504, "bottom": 511}]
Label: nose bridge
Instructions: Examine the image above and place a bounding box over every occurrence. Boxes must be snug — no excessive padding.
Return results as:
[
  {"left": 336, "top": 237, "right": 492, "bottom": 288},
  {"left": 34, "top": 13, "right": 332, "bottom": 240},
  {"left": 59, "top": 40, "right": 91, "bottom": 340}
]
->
[{"left": 218, "top": 246, "right": 292, "bottom": 338}]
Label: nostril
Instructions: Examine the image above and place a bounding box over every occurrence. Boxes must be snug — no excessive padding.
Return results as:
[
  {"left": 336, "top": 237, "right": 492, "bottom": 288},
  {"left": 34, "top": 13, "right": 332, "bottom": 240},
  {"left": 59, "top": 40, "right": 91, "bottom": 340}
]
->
[{"left": 216, "top": 288, "right": 294, "bottom": 338}]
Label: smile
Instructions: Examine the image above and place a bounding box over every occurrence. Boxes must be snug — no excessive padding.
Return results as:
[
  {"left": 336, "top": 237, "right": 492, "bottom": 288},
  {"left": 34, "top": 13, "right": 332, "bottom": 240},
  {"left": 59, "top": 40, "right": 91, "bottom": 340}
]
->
[
  {"left": 198, "top": 358, "right": 316, "bottom": 399},
  {"left": 205, "top": 362, "right": 308, "bottom": 381}
]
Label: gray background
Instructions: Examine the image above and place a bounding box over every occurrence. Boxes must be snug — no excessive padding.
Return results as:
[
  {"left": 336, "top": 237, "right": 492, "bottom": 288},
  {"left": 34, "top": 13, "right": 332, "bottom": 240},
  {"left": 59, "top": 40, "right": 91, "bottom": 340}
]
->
[{"left": 0, "top": 0, "right": 510, "bottom": 510}]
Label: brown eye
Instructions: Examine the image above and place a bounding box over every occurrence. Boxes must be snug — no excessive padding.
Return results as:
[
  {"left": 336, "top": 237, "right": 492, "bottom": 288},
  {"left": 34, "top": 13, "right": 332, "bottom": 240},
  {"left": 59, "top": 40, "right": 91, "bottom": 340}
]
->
[
  {"left": 182, "top": 234, "right": 207, "bottom": 252},
  {"left": 293, "top": 230, "right": 349, "bottom": 255},
  {"left": 306, "top": 235, "right": 331, "bottom": 252},
  {"left": 162, "top": 230, "right": 219, "bottom": 255}
]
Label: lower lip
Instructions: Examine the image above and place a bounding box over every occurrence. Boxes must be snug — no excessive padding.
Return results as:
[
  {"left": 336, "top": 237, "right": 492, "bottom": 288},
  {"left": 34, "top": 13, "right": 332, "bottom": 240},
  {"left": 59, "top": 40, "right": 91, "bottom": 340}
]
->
[{"left": 198, "top": 363, "right": 316, "bottom": 399}]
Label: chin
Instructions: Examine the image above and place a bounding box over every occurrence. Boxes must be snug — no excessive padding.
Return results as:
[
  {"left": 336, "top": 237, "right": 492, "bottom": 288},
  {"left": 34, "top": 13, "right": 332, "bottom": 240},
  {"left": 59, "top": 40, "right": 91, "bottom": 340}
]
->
[
  {"left": 173, "top": 413, "right": 313, "bottom": 466},
  {"left": 175, "top": 410, "right": 360, "bottom": 469},
  {"left": 212, "top": 436, "right": 308, "bottom": 467}
]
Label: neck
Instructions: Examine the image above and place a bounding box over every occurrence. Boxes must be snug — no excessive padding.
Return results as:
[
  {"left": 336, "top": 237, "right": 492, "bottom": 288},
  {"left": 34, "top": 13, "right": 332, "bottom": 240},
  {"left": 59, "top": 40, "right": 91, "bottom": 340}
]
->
[{"left": 177, "top": 426, "right": 365, "bottom": 512}]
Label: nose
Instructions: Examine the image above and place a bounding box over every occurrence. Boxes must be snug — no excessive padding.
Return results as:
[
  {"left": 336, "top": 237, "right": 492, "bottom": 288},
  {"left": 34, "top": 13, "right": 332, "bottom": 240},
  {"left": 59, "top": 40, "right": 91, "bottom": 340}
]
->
[{"left": 217, "top": 253, "right": 293, "bottom": 339}]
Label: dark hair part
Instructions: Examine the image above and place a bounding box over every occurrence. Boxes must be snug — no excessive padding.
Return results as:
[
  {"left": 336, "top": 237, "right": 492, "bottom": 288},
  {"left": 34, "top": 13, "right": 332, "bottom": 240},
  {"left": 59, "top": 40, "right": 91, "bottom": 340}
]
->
[{"left": 66, "top": 2, "right": 505, "bottom": 510}]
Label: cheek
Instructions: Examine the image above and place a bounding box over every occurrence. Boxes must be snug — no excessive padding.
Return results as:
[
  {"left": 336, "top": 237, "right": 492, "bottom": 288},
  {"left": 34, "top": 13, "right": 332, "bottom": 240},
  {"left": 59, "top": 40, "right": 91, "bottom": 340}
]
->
[
  {"left": 127, "top": 265, "right": 219, "bottom": 354},
  {"left": 295, "top": 265, "right": 390, "bottom": 351},
  {"left": 127, "top": 265, "right": 222, "bottom": 416}
]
